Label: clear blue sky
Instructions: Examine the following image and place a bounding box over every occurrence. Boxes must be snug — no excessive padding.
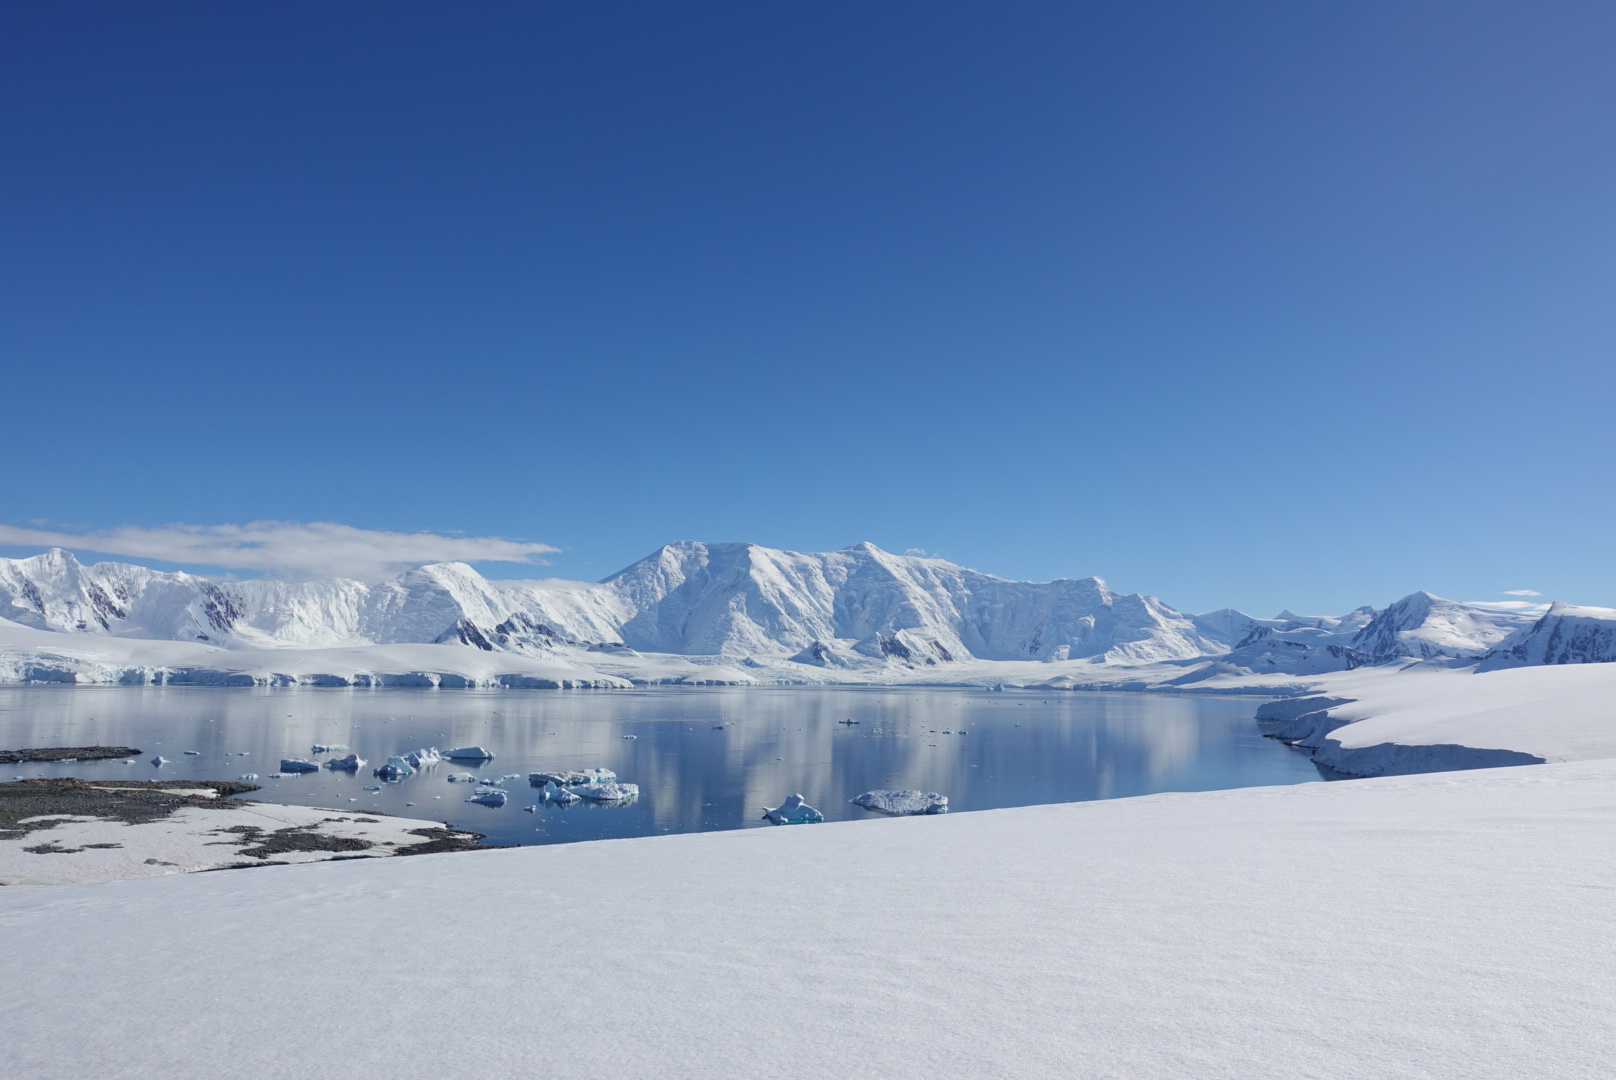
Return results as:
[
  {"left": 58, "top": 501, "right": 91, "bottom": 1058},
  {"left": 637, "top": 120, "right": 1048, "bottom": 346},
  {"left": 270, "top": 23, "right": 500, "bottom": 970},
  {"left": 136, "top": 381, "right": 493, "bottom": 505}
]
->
[{"left": 2, "top": 1, "right": 1613, "bottom": 616}]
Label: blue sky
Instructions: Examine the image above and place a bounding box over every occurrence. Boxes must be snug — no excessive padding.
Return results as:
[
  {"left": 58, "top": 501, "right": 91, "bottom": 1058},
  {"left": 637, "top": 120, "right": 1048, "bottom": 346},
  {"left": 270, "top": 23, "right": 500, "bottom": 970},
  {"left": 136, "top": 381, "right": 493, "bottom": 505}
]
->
[{"left": 2, "top": 1, "right": 1613, "bottom": 615}]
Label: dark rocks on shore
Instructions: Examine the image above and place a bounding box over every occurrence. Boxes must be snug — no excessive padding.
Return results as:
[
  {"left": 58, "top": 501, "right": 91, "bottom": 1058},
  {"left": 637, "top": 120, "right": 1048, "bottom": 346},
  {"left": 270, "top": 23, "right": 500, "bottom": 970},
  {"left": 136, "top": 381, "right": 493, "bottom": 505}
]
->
[{"left": 0, "top": 746, "right": 143, "bottom": 764}]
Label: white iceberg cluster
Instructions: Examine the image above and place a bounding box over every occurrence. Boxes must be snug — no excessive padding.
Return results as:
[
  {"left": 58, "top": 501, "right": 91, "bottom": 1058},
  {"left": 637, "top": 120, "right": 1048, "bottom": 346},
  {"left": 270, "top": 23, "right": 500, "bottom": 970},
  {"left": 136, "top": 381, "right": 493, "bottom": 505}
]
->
[{"left": 852, "top": 790, "right": 949, "bottom": 815}]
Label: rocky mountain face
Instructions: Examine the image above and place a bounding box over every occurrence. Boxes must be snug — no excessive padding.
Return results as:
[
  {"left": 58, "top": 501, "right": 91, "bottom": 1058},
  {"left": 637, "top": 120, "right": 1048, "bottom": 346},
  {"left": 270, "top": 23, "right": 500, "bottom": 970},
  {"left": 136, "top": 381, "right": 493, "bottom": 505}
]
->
[
  {"left": 1479, "top": 603, "right": 1616, "bottom": 669},
  {"left": 603, "top": 541, "right": 1218, "bottom": 665},
  {"left": 0, "top": 543, "right": 1599, "bottom": 673}
]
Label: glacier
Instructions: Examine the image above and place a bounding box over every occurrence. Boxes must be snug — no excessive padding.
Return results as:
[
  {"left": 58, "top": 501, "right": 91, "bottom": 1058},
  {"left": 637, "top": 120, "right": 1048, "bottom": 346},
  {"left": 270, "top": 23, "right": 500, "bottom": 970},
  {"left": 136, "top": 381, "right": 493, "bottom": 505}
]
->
[{"left": 0, "top": 540, "right": 1599, "bottom": 689}]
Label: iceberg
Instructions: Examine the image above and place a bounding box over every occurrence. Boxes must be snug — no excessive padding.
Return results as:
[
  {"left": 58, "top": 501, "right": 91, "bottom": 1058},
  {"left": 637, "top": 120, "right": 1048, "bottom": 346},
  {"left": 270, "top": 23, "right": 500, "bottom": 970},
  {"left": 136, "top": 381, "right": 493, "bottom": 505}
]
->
[
  {"left": 852, "top": 790, "right": 948, "bottom": 815},
  {"left": 150, "top": 756, "right": 169, "bottom": 766},
  {"left": 574, "top": 781, "right": 639, "bottom": 803},
  {"left": 444, "top": 747, "right": 494, "bottom": 761},
  {"left": 373, "top": 756, "right": 416, "bottom": 781},
  {"left": 324, "top": 754, "right": 366, "bottom": 771},
  {"left": 762, "top": 794, "right": 824, "bottom": 825},
  {"left": 466, "top": 789, "right": 507, "bottom": 807},
  {"left": 279, "top": 759, "right": 321, "bottom": 774},
  {"left": 529, "top": 767, "right": 615, "bottom": 787},
  {"left": 404, "top": 748, "right": 441, "bottom": 769},
  {"left": 537, "top": 779, "right": 579, "bottom": 804}
]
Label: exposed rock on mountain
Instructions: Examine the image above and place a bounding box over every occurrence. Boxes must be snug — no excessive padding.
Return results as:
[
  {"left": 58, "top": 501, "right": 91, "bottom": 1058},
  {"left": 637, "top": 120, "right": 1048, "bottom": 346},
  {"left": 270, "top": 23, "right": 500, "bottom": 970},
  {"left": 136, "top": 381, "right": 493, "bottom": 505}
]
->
[{"left": 1479, "top": 603, "right": 1616, "bottom": 670}]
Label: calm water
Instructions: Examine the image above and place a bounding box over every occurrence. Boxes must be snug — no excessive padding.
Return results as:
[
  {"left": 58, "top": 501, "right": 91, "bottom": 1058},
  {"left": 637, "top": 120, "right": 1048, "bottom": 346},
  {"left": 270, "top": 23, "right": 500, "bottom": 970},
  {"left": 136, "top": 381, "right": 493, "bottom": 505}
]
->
[{"left": 0, "top": 685, "right": 1327, "bottom": 847}]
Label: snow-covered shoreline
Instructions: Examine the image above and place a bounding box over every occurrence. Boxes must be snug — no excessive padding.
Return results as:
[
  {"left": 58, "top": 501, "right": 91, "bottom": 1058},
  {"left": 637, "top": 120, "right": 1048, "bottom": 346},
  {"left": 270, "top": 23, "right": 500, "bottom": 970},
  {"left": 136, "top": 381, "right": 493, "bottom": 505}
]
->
[
  {"left": 1258, "top": 661, "right": 1616, "bottom": 777},
  {"left": 4, "top": 759, "right": 1613, "bottom": 1079}
]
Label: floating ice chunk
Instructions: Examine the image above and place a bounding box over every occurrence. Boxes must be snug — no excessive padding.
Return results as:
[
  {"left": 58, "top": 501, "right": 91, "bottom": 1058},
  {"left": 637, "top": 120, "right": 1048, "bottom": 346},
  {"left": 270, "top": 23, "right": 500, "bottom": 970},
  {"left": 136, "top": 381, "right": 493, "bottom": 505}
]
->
[
  {"left": 529, "top": 768, "right": 615, "bottom": 787},
  {"left": 373, "top": 756, "right": 416, "bottom": 780},
  {"left": 762, "top": 794, "right": 824, "bottom": 825},
  {"left": 324, "top": 754, "right": 366, "bottom": 771},
  {"left": 237, "top": 773, "right": 259, "bottom": 781},
  {"left": 279, "top": 759, "right": 321, "bottom": 774},
  {"left": 543, "top": 782, "right": 579, "bottom": 805},
  {"left": 151, "top": 756, "right": 170, "bottom": 766},
  {"left": 522, "top": 804, "right": 538, "bottom": 812},
  {"left": 311, "top": 744, "right": 348, "bottom": 754},
  {"left": 444, "top": 747, "right": 494, "bottom": 761},
  {"left": 852, "top": 790, "right": 949, "bottom": 815},
  {"left": 466, "top": 789, "right": 507, "bottom": 807},
  {"left": 404, "top": 748, "right": 441, "bottom": 769},
  {"left": 446, "top": 772, "right": 478, "bottom": 783},
  {"left": 574, "top": 781, "right": 639, "bottom": 803}
]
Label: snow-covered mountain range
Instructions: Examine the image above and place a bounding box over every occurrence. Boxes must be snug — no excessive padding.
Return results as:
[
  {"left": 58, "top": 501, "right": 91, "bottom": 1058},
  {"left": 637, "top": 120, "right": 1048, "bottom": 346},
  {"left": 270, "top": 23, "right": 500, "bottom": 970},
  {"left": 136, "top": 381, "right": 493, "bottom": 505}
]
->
[{"left": 0, "top": 540, "right": 1608, "bottom": 686}]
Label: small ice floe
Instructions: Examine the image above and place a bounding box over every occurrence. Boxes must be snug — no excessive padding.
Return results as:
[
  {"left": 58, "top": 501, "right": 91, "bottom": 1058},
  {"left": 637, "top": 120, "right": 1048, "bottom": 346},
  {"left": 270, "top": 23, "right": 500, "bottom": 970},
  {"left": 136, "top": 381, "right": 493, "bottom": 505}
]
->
[
  {"left": 311, "top": 744, "right": 348, "bottom": 754},
  {"left": 574, "top": 781, "right": 639, "bottom": 803},
  {"left": 61, "top": 757, "right": 78, "bottom": 764},
  {"left": 852, "top": 790, "right": 949, "bottom": 816},
  {"left": 522, "top": 805, "right": 538, "bottom": 813},
  {"left": 541, "top": 781, "right": 579, "bottom": 805},
  {"left": 237, "top": 773, "right": 259, "bottom": 781},
  {"left": 466, "top": 789, "right": 507, "bottom": 807},
  {"left": 444, "top": 747, "right": 494, "bottom": 761},
  {"left": 151, "top": 756, "right": 170, "bottom": 767},
  {"left": 762, "top": 794, "right": 824, "bottom": 825},
  {"left": 279, "top": 759, "right": 321, "bottom": 774},
  {"left": 446, "top": 772, "right": 478, "bottom": 783},
  {"left": 373, "top": 756, "right": 416, "bottom": 781},
  {"left": 324, "top": 754, "right": 366, "bottom": 771}
]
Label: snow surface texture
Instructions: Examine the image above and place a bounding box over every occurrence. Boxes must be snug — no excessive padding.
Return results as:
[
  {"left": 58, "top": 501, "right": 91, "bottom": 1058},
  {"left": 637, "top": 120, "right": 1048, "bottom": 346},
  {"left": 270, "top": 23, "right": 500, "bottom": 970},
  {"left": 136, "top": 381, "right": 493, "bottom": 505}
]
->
[
  {"left": 0, "top": 542, "right": 1591, "bottom": 689},
  {"left": 1259, "top": 662, "right": 1616, "bottom": 777},
  {"left": 0, "top": 800, "right": 479, "bottom": 887},
  {"left": 2, "top": 760, "right": 1613, "bottom": 1079}
]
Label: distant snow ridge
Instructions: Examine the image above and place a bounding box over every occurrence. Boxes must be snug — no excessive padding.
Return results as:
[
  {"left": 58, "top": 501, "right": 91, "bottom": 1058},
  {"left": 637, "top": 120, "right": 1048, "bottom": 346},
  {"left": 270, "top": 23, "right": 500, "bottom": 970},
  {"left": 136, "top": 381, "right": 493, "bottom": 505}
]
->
[
  {"left": 1479, "top": 603, "right": 1616, "bottom": 670},
  {"left": 0, "top": 542, "right": 1226, "bottom": 666},
  {"left": 0, "top": 542, "right": 1600, "bottom": 680}
]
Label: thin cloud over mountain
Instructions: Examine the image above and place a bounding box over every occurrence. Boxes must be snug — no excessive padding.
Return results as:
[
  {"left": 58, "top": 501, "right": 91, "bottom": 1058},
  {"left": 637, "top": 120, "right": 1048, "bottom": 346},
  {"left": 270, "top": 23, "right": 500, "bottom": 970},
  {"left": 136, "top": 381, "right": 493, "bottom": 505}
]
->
[{"left": 0, "top": 521, "right": 556, "bottom": 581}]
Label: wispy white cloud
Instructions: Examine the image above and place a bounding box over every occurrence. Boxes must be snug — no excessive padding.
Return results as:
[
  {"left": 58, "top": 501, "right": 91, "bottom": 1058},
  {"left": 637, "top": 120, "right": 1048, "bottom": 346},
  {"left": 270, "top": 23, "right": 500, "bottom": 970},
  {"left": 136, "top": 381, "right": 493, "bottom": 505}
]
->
[
  {"left": 1502, "top": 589, "right": 1542, "bottom": 597},
  {"left": 0, "top": 522, "right": 558, "bottom": 581}
]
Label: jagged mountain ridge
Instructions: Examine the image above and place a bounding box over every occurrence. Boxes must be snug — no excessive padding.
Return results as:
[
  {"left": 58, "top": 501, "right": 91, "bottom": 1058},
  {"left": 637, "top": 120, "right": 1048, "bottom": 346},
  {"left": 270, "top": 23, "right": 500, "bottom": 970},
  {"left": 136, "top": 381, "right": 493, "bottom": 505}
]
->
[
  {"left": 0, "top": 541, "right": 1580, "bottom": 673},
  {"left": 1479, "top": 603, "right": 1616, "bottom": 669}
]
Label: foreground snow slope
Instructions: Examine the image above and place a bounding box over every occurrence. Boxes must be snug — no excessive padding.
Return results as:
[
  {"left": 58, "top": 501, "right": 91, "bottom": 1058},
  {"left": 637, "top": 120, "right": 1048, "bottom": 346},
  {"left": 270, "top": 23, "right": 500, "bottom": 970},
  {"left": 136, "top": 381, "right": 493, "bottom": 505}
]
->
[{"left": 3, "top": 760, "right": 1613, "bottom": 1079}]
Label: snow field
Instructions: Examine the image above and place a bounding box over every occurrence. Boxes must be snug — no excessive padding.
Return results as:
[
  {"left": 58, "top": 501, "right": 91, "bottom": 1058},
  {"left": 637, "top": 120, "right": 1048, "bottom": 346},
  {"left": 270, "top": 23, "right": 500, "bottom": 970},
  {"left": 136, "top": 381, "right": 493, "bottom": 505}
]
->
[{"left": 2, "top": 759, "right": 1614, "bottom": 1079}]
